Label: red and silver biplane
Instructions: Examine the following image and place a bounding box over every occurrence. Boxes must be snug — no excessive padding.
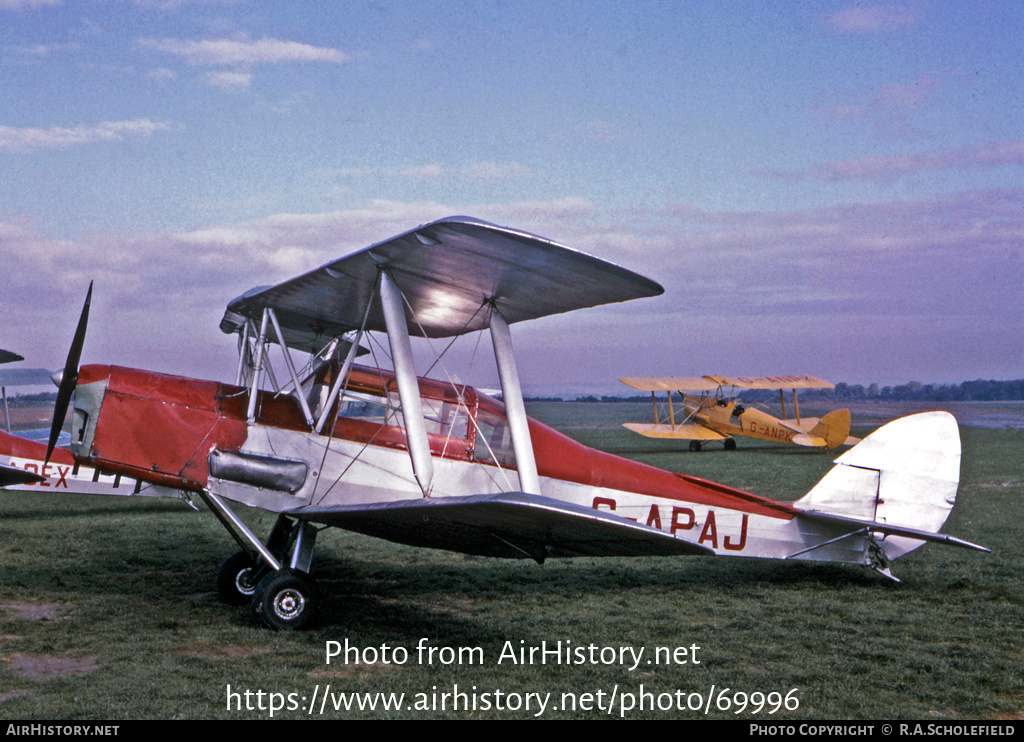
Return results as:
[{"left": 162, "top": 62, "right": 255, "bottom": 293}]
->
[{"left": 2, "top": 217, "right": 987, "bottom": 629}]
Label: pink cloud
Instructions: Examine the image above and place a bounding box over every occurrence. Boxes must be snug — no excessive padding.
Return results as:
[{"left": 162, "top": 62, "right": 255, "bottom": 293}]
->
[
  {"left": 816, "top": 141, "right": 1024, "bottom": 182},
  {"left": 827, "top": 5, "right": 920, "bottom": 33}
]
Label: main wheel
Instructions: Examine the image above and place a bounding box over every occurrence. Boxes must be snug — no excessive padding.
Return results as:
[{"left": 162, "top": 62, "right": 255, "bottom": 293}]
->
[
  {"left": 217, "top": 551, "right": 261, "bottom": 605},
  {"left": 251, "top": 569, "right": 320, "bottom": 631},
  {"left": 689, "top": 441, "right": 702, "bottom": 452},
  {"left": 723, "top": 439, "right": 737, "bottom": 451}
]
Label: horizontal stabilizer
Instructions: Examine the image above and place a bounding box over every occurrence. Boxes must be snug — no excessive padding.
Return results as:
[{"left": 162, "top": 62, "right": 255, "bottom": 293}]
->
[
  {"left": 796, "top": 509, "right": 989, "bottom": 553},
  {"left": 790, "top": 433, "right": 828, "bottom": 448},
  {"left": 289, "top": 492, "right": 713, "bottom": 562},
  {"left": 622, "top": 422, "right": 729, "bottom": 441}
]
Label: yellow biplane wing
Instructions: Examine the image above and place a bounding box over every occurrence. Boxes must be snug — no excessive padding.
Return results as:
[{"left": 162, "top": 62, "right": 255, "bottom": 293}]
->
[
  {"left": 619, "top": 377, "right": 721, "bottom": 392},
  {"left": 622, "top": 423, "right": 729, "bottom": 441},
  {"left": 620, "top": 375, "right": 834, "bottom": 392},
  {"left": 708, "top": 375, "right": 834, "bottom": 390}
]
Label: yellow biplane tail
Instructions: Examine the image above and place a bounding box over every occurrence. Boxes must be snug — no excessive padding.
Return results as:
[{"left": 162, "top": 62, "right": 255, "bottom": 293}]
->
[
  {"left": 812, "top": 408, "right": 851, "bottom": 450},
  {"left": 790, "top": 409, "right": 852, "bottom": 449}
]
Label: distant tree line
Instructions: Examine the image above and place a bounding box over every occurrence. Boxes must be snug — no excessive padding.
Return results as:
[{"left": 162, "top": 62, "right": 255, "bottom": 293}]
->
[
  {"left": 3, "top": 392, "right": 57, "bottom": 407},
  {"left": 542, "top": 379, "right": 1024, "bottom": 404},
  {"left": 808, "top": 379, "right": 1024, "bottom": 402}
]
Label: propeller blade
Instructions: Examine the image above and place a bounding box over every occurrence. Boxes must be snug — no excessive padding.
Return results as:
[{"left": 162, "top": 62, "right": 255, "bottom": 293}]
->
[{"left": 46, "top": 281, "right": 92, "bottom": 464}]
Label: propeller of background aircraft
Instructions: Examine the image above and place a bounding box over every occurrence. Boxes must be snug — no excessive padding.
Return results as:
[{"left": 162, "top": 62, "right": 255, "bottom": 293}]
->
[{"left": 45, "top": 282, "right": 92, "bottom": 464}]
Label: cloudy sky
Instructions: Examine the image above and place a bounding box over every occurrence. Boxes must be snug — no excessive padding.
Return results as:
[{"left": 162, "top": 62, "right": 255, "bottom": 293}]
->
[{"left": 1, "top": 0, "right": 1021, "bottom": 396}]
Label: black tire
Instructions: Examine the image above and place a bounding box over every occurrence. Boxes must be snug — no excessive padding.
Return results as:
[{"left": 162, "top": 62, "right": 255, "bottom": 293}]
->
[
  {"left": 723, "top": 439, "right": 737, "bottom": 451},
  {"left": 689, "top": 441, "right": 702, "bottom": 452},
  {"left": 251, "top": 569, "right": 320, "bottom": 631},
  {"left": 217, "top": 551, "right": 260, "bottom": 605}
]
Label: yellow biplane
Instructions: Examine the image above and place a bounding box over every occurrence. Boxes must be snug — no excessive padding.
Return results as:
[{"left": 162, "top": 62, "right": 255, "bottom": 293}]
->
[{"left": 619, "top": 375, "right": 858, "bottom": 451}]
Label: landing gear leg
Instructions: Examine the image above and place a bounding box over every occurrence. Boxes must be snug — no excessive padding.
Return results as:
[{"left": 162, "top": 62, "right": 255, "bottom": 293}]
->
[
  {"left": 200, "top": 491, "right": 322, "bottom": 629},
  {"left": 252, "top": 519, "right": 321, "bottom": 630}
]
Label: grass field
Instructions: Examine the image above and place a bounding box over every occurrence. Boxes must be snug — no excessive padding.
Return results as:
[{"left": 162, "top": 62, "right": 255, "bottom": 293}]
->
[{"left": 0, "top": 402, "right": 1021, "bottom": 719}]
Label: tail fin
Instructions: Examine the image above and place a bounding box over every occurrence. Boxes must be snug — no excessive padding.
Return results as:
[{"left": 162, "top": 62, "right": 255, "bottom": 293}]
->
[
  {"left": 789, "top": 408, "right": 852, "bottom": 449},
  {"left": 794, "top": 411, "right": 986, "bottom": 569},
  {"left": 811, "top": 408, "right": 852, "bottom": 450}
]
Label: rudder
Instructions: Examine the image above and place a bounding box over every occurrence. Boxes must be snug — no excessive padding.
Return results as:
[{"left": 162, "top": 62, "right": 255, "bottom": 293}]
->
[
  {"left": 794, "top": 411, "right": 962, "bottom": 561},
  {"left": 809, "top": 408, "right": 852, "bottom": 450}
]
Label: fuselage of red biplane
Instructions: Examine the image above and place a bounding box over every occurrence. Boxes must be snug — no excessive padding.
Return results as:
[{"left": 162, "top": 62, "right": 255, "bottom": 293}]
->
[{"left": 66, "top": 364, "right": 865, "bottom": 564}]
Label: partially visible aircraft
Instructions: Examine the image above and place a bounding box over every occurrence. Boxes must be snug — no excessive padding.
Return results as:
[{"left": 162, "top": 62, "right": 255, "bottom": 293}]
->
[
  {"left": 0, "top": 346, "right": 167, "bottom": 496},
  {"left": 1, "top": 217, "right": 986, "bottom": 630},
  {"left": 1, "top": 349, "right": 50, "bottom": 434},
  {"left": 0, "top": 350, "right": 47, "bottom": 487},
  {"left": 620, "top": 375, "right": 859, "bottom": 451}
]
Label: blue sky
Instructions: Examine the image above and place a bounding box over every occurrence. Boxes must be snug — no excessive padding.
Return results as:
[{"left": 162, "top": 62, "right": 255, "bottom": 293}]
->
[{"left": 1, "top": 0, "right": 1021, "bottom": 396}]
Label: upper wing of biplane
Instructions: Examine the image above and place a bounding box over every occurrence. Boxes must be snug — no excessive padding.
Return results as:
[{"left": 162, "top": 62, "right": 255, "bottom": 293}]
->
[
  {"left": 289, "top": 492, "right": 713, "bottom": 562},
  {"left": 221, "top": 216, "right": 664, "bottom": 350},
  {"left": 707, "top": 375, "right": 834, "bottom": 391},
  {"left": 620, "top": 375, "right": 834, "bottom": 392},
  {"left": 619, "top": 377, "right": 721, "bottom": 392}
]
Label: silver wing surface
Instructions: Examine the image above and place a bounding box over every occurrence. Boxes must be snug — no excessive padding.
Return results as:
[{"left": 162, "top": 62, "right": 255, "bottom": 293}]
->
[
  {"left": 221, "top": 216, "right": 664, "bottom": 346},
  {"left": 289, "top": 493, "right": 712, "bottom": 562},
  {"left": 0, "top": 368, "right": 56, "bottom": 386}
]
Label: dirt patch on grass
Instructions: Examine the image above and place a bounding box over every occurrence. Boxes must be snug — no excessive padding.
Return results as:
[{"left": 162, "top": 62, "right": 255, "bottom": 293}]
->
[
  {"left": 4, "top": 653, "right": 98, "bottom": 681},
  {"left": 1, "top": 602, "right": 61, "bottom": 620}
]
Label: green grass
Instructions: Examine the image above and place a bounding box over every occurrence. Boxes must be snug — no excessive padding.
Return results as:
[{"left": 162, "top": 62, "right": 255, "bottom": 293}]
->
[{"left": 0, "top": 403, "right": 1021, "bottom": 719}]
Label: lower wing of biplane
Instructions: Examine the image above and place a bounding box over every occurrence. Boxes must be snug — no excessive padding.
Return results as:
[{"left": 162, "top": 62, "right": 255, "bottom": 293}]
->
[
  {"left": 293, "top": 493, "right": 714, "bottom": 561},
  {"left": 622, "top": 421, "right": 729, "bottom": 441},
  {"left": 619, "top": 375, "right": 858, "bottom": 450}
]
